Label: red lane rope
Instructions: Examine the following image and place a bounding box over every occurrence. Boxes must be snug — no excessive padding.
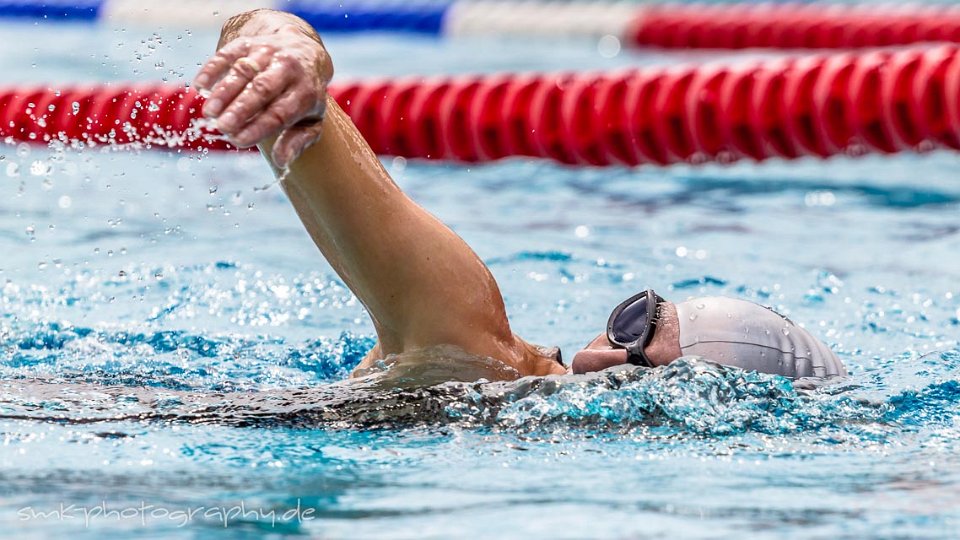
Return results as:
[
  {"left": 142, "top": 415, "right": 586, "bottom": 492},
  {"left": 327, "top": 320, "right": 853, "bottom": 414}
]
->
[
  {"left": 627, "top": 3, "right": 960, "bottom": 50},
  {"left": 4, "top": 45, "right": 960, "bottom": 166}
]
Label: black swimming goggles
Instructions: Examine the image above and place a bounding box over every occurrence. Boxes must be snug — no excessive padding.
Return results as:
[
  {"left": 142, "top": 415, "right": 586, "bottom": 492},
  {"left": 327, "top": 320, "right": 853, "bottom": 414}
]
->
[{"left": 606, "top": 289, "right": 666, "bottom": 368}]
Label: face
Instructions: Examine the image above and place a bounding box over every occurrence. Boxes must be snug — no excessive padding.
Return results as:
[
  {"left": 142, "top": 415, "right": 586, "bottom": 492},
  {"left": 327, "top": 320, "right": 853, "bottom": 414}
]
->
[{"left": 570, "top": 300, "right": 683, "bottom": 374}]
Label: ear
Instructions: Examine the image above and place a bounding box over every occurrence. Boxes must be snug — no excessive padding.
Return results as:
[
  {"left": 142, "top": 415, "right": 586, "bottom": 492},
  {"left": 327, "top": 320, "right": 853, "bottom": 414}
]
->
[{"left": 571, "top": 348, "right": 628, "bottom": 374}]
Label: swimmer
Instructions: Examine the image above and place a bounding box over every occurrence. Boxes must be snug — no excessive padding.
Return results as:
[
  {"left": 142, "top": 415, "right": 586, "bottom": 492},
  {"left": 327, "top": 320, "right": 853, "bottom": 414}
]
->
[{"left": 192, "top": 9, "right": 846, "bottom": 383}]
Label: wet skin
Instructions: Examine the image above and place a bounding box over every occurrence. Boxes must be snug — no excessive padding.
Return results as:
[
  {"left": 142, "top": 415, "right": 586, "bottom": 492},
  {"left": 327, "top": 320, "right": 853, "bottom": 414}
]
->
[
  {"left": 195, "top": 9, "right": 673, "bottom": 381},
  {"left": 571, "top": 301, "right": 683, "bottom": 374}
]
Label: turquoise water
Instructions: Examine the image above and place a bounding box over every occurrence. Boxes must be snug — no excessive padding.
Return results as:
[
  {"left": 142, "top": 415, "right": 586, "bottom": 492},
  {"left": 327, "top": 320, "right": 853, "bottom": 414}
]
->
[{"left": 3, "top": 21, "right": 960, "bottom": 539}]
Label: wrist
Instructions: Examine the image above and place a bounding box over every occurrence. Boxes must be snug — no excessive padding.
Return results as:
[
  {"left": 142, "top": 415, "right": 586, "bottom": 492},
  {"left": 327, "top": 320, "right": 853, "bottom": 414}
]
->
[{"left": 218, "top": 9, "right": 322, "bottom": 49}]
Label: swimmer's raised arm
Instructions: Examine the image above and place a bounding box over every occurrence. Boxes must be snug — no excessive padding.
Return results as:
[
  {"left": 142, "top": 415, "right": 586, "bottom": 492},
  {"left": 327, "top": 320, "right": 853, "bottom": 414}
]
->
[{"left": 194, "top": 10, "right": 564, "bottom": 378}]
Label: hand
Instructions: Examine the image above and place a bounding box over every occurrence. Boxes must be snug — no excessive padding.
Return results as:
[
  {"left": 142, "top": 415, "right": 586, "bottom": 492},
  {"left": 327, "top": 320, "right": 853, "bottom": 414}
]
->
[{"left": 193, "top": 23, "right": 333, "bottom": 168}]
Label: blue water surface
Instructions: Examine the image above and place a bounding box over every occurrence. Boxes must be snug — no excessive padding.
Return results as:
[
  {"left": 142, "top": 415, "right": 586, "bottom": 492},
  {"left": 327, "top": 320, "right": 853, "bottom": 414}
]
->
[{"left": 1, "top": 18, "right": 960, "bottom": 539}]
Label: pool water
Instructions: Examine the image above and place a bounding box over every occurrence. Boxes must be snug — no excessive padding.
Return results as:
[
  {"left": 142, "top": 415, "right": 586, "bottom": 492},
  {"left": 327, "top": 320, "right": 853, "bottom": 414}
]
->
[{"left": 3, "top": 20, "right": 960, "bottom": 539}]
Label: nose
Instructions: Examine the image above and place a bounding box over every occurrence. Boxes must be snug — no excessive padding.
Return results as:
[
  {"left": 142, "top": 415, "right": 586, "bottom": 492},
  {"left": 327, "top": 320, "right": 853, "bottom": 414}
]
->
[{"left": 571, "top": 347, "right": 629, "bottom": 374}]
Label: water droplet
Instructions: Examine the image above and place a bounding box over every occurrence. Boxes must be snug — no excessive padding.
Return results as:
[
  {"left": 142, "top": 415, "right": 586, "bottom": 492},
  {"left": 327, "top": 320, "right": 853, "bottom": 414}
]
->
[
  {"left": 71, "top": 102, "right": 80, "bottom": 114},
  {"left": 37, "top": 261, "right": 47, "bottom": 270},
  {"left": 696, "top": 303, "right": 705, "bottom": 310},
  {"left": 5, "top": 163, "right": 19, "bottom": 177},
  {"left": 208, "top": 185, "right": 218, "bottom": 195},
  {"left": 15, "top": 143, "right": 30, "bottom": 158},
  {"left": 58, "top": 196, "right": 72, "bottom": 209},
  {"left": 688, "top": 314, "right": 698, "bottom": 321},
  {"left": 781, "top": 328, "right": 790, "bottom": 336},
  {"left": 29, "top": 160, "right": 51, "bottom": 176},
  {"left": 597, "top": 34, "right": 621, "bottom": 58}
]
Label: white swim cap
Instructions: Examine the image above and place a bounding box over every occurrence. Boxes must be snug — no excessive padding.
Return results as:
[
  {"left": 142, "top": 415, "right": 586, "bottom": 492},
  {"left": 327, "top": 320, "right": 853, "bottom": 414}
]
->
[{"left": 674, "top": 297, "right": 846, "bottom": 379}]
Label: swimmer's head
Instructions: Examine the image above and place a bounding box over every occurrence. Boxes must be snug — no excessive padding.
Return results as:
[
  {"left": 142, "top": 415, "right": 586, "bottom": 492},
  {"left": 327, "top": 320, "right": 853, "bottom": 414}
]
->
[{"left": 571, "top": 292, "right": 846, "bottom": 379}]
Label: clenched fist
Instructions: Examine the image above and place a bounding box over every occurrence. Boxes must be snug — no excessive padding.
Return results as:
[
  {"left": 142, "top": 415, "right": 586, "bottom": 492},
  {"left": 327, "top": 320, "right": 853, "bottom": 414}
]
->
[{"left": 193, "top": 12, "right": 334, "bottom": 168}]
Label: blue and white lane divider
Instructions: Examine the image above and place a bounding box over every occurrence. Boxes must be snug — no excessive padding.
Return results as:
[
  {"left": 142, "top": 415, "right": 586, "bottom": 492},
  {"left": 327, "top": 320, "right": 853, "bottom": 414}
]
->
[
  {"left": 0, "top": 0, "right": 640, "bottom": 39},
  {"left": 0, "top": 0, "right": 451, "bottom": 33}
]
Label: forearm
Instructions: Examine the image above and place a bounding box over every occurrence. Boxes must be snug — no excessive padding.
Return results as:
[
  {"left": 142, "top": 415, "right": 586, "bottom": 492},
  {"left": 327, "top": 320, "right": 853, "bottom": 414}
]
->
[{"left": 262, "top": 98, "right": 514, "bottom": 355}]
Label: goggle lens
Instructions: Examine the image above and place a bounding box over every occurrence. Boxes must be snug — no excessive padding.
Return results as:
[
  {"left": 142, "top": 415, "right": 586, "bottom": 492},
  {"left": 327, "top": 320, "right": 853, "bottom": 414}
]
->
[{"left": 611, "top": 295, "right": 651, "bottom": 343}]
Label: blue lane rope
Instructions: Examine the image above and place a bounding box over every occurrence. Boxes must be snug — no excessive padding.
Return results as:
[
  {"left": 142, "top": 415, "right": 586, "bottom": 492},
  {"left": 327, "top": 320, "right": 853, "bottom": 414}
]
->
[
  {"left": 285, "top": 0, "right": 451, "bottom": 34},
  {"left": 0, "top": 0, "right": 101, "bottom": 21}
]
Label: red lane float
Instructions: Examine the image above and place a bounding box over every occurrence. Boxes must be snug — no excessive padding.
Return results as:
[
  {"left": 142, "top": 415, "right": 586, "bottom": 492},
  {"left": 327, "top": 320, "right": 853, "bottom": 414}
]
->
[
  {"left": 4, "top": 45, "right": 960, "bottom": 166},
  {"left": 0, "top": 83, "right": 222, "bottom": 150},
  {"left": 627, "top": 3, "right": 960, "bottom": 50}
]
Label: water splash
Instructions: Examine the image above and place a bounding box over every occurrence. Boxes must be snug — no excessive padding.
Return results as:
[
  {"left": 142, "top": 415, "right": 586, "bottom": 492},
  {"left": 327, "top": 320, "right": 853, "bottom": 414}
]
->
[
  {"left": 0, "top": 355, "right": 910, "bottom": 441},
  {"left": 454, "top": 359, "right": 888, "bottom": 437}
]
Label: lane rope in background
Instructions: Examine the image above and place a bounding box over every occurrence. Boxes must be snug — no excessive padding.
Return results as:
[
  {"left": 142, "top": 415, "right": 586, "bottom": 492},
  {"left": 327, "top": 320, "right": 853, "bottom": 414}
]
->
[
  {"left": 4, "top": 45, "right": 960, "bottom": 166},
  {"left": 6, "top": 1, "right": 960, "bottom": 50}
]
